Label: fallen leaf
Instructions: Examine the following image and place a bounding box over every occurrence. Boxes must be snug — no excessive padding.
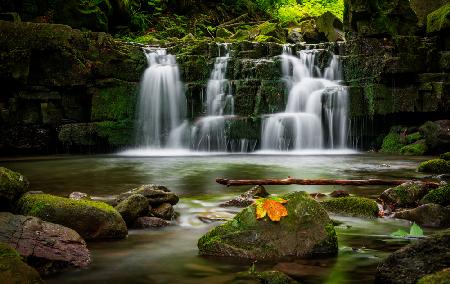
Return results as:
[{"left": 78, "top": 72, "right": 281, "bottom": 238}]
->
[{"left": 255, "top": 197, "right": 288, "bottom": 222}]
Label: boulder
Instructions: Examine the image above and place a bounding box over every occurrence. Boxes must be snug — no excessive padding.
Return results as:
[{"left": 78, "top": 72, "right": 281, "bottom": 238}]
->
[
  {"left": 419, "top": 120, "right": 450, "bottom": 154},
  {"left": 420, "top": 184, "right": 450, "bottom": 206},
  {"left": 441, "top": 152, "right": 450, "bottom": 161},
  {"left": 115, "top": 194, "right": 149, "bottom": 226},
  {"left": 0, "top": 212, "right": 90, "bottom": 275},
  {"left": 17, "top": 193, "right": 127, "bottom": 240},
  {"left": 418, "top": 268, "right": 450, "bottom": 284},
  {"left": 220, "top": 185, "right": 269, "bottom": 207},
  {"left": 133, "top": 217, "right": 170, "bottom": 228},
  {"left": 427, "top": 2, "right": 450, "bottom": 34},
  {"left": 393, "top": 204, "right": 450, "bottom": 228},
  {"left": 0, "top": 167, "right": 29, "bottom": 211},
  {"left": 149, "top": 203, "right": 174, "bottom": 220},
  {"left": 198, "top": 192, "right": 338, "bottom": 260},
  {"left": 321, "top": 197, "right": 379, "bottom": 218},
  {"left": 0, "top": 242, "right": 43, "bottom": 284},
  {"left": 418, "top": 159, "right": 450, "bottom": 174},
  {"left": 380, "top": 181, "right": 431, "bottom": 207},
  {"left": 117, "top": 184, "right": 178, "bottom": 207},
  {"left": 316, "top": 11, "right": 344, "bottom": 42},
  {"left": 329, "top": 190, "right": 350, "bottom": 198},
  {"left": 376, "top": 229, "right": 450, "bottom": 284}
]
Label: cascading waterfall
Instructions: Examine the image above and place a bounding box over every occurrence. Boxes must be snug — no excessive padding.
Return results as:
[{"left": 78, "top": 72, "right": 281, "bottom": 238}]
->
[
  {"left": 261, "top": 45, "right": 348, "bottom": 151},
  {"left": 136, "top": 47, "right": 186, "bottom": 148}
]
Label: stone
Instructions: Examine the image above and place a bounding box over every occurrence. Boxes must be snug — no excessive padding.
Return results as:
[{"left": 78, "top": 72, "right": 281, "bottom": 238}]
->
[
  {"left": 376, "top": 229, "right": 450, "bottom": 284},
  {"left": 115, "top": 194, "right": 149, "bottom": 226},
  {"left": 380, "top": 181, "right": 432, "bottom": 207},
  {"left": 420, "top": 184, "right": 450, "bottom": 206},
  {"left": 220, "top": 185, "right": 269, "bottom": 207},
  {"left": 316, "top": 11, "right": 344, "bottom": 42},
  {"left": 0, "top": 167, "right": 29, "bottom": 211},
  {"left": 197, "top": 212, "right": 235, "bottom": 223},
  {"left": 417, "top": 268, "right": 450, "bottom": 284},
  {"left": 117, "top": 184, "right": 178, "bottom": 207},
  {"left": 149, "top": 203, "right": 174, "bottom": 220},
  {"left": 419, "top": 120, "right": 450, "bottom": 154},
  {"left": 17, "top": 193, "right": 127, "bottom": 240},
  {"left": 198, "top": 192, "right": 338, "bottom": 260},
  {"left": 68, "top": 192, "right": 89, "bottom": 200},
  {"left": 133, "top": 217, "right": 170, "bottom": 228},
  {"left": 321, "top": 197, "right": 380, "bottom": 218},
  {"left": 329, "top": 190, "right": 350, "bottom": 198},
  {"left": 0, "top": 212, "right": 90, "bottom": 275},
  {"left": 393, "top": 203, "right": 450, "bottom": 228},
  {"left": 0, "top": 242, "right": 43, "bottom": 284}
]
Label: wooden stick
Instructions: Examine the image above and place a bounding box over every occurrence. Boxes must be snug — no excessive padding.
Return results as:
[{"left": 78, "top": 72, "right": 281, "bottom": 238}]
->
[{"left": 216, "top": 177, "right": 440, "bottom": 188}]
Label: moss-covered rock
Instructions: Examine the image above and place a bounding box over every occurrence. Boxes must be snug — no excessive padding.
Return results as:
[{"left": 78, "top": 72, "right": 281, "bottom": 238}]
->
[
  {"left": 418, "top": 159, "right": 450, "bottom": 174},
  {"left": 380, "top": 132, "right": 405, "bottom": 154},
  {"left": 216, "top": 27, "right": 233, "bottom": 38},
  {"left": 418, "top": 268, "right": 450, "bottom": 284},
  {"left": 117, "top": 184, "right": 178, "bottom": 207},
  {"left": 321, "top": 196, "right": 379, "bottom": 218},
  {"left": 420, "top": 184, "right": 450, "bottom": 206},
  {"left": 17, "top": 193, "right": 127, "bottom": 240},
  {"left": 198, "top": 191, "right": 338, "bottom": 260},
  {"left": 419, "top": 120, "right": 450, "bottom": 154},
  {"left": 400, "top": 140, "right": 428, "bottom": 155},
  {"left": 380, "top": 181, "right": 431, "bottom": 207},
  {"left": 0, "top": 242, "right": 43, "bottom": 284},
  {"left": 0, "top": 167, "right": 29, "bottom": 211},
  {"left": 440, "top": 152, "right": 450, "bottom": 161},
  {"left": 427, "top": 2, "right": 450, "bottom": 34},
  {"left": 115, "top": 194, "right": 149, "bottom": 226},
  {"left": 393, "top": 203, "right": 450, "bottom": 228},
  {"left": 406, "top": 132, "right": 422, "bottom": 144}
]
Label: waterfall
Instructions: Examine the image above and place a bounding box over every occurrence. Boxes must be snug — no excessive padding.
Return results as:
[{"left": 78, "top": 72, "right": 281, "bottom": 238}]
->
[
  {"left": 261, "top": 45, "right": 348, "bottom": 151},
  {"left": 136, "top": 48, "right": 186, "bottom": 148}
]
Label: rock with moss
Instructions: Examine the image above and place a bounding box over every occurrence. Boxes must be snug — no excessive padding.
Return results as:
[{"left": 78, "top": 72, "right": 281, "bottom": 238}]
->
[
  {"left": 418, "top": 268, "right": 450, "bottom": 284},
  {"left": 216, "top": 27, "right": 233, "bottom": 38},
  {"left": 418, "top": 159, "right": 450, "bottom": 174},
  {"left": 419, "top": 120, "right": 450, "bottom": 154},
  {"left": 220, "top": 185, "right": 269, "bottom": 207},
  {"left": 316, "top": 11, "right": 344, "bottom": 42},
  {"left": 393, "top": 204, "right": 450, "bottom": 228},
  {"left": 0, "top": 167, "right": 29, "bottom": 211},
  {"left": 406, "top": 132, "right": 422, "bottom": 144},
  {"left": 400, "top": 140, "right": 428, "bottom": 155},
  {"left": 198, "top": 191, "right": 338, "bottom": 260},
  {"left": 117, "top": 184, "right": 179, "bottom": 207},
  {"left": 376, "top": 229, "right": 450, "bottom": 284},
  {"left": 321, "top": 196, "right": 379, "bottom": 218},
  {"left": 0, "top": 242, "right": 43, "bottom": 284},
  {"left": 427, "top": 2, "right": 450, "bottom": 34},
  {"left": 17, "top": 193, "right": 127, "bottom": 240},
  {"left": 115, "top": 194, "right": 149, "bottom": 226},
  {"left": 380, "top": 181, "right": 432, "bottom": 207},
  {"left": 0, "top": 212, "right": 90, "bottom": 275},
  {"left": 380, "top": 132, "right": 406, "bottom": 154},
  {"left": 440, "top": 152, "right": 450, "bottom": 161},
  {"left": 236, "top": 270, "right": 299, "bottom": 284},
  {"left": 420, "top": 184, "right": 450, "bottom": 206}
]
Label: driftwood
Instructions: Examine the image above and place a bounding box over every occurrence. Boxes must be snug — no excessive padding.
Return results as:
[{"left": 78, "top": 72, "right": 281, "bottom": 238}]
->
[{"left": 216, "top": 177, "right": 440, "bottom": 188}]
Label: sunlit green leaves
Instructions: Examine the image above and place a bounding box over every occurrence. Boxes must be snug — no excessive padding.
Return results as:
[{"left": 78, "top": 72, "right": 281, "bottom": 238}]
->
[{"left": 391, "top": 223, "right": 424, "bottom": 238}]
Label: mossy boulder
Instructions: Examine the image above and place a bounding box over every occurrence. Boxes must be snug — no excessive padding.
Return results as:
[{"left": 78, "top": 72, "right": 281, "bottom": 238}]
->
[
  {"left": 17, "top": 193, "right": 127, "bottom": 240},
  {"left": 419, "top": 120, "right": 450, "bottom": 154},
  {"left": 380, "top": 181, "right": 431, "bottom": 207},
  {"left": 400, "top": 140, "right": 428, "bottom": 155},
  {"left": 418, "top": 268, "right": 450, "bottom": 284},
  {"left": 117, "top": 184, "right": 179, "bottom": 207},
  {"left": 316, "top": 11, "right": 344, "bottom": 42},
  {"left": 420, "top": 184, "right": 450, "bottom": 206},
  {"left": 0, "top": 167, "right": 29, "bottom": 211},
  {"left": 440, "top": 152, "right": 450, "bottom": 161},
  {"left": 216, "top": 27, "right": 233, "bottom": 38},
  {"left": 380, "top": 132, "right": 405, "bottom": 154},
  {"left": 321, "top": 197, "right": 379, "bottom": 218},
  {"left": 393, "top": 204, "right": 450, "bottom": 228},
  {"left": 115, "top": 194, "right": 149, "bottom": 226},
  {"left": 406, "top": 132, "right": 422, "bottom": 144},
  {"left": 427, "top": 2, "right": 450, "bottom": 34},
  {"left": 0, "top": 242, "right": 43, "bottom": 284},
  {"left": 198, "top": 192, "right": 338, "bottom": 260},
  {"left": 418, "top": 159, "right": 450, "bottom": 174}
]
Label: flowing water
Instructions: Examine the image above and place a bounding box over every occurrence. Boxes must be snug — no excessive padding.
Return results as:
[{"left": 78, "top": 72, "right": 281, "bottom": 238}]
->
[
  {"left": 0, "top": 153, "right": 436, "bottom": 284},
  {"left": 261, "top": 46, "right": 348, "bottom": 151}
]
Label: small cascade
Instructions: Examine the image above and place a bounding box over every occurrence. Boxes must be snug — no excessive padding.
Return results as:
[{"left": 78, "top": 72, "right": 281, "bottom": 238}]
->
[
  {"left": 261, "top": 45, "right": 348, "bottom": 151},
  {"left": 136, "top": 48, "right": 186, "bottom": 148}
]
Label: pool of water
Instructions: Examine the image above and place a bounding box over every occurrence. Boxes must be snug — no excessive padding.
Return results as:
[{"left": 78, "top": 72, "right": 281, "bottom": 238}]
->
[{"left": 0, "top": 153, "right": 436, "bottom": 283}]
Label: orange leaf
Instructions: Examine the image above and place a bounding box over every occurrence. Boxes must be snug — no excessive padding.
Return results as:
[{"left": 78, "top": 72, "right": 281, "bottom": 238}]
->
[
  {"left": 256, "top": 203, "right": 267, "bottom": 219},
  {"left": 259, "top": 199, "right": 288, "bottom": 222}
]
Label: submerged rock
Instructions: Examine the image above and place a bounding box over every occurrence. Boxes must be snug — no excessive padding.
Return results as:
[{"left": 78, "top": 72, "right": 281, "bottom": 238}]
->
[
  {"left": 149, "top": 203, "right": 175, "bottom": 220},
  {"left": 220, "top": 185, "right": 269, "bottom": 207},
  {"left": 420, "top": 184, "right": 450, "bottom": 206},
  {"left": 0, "top": 242, "right": 43, "bottom": 284},
  {"left": 117, "top": 184, "right": 178, "bottom": 207},
  {"left": 17, "top": 193, "right": 127, "bottom": 240},
  {"left": 133, "top": 217, "right": 170, "bottom": 228},
  {"left": 115, "top": 194, "right": 149, "bottom": 226},
  {"left": 198, "top": 192, "right": 338, "bottom": 260},
  {"left": 321, "top": 197, "right": 379, "bottom": 218},
  {"left": 380, "top": 181, "right": 431, "bottom": 207},
  {"left": 376, "top": 229, "right": 450, "bottom": 284},
  {"left": 0, "top": 167, "right": 29, "bottom": 211},
  {"left": 0, "top": 212, "right": 90, "bottom": 275},
  {"left": 393, "top": 203, "right": 450, "bottom": 228},
  {"left": 236, "top": 270, "right": 299, "bottom": 284}
]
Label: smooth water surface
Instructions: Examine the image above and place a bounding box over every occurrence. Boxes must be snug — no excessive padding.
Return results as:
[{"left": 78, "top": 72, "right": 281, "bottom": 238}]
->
[{"left": 0, "top": 153, "right": 434, "bottom": 284}]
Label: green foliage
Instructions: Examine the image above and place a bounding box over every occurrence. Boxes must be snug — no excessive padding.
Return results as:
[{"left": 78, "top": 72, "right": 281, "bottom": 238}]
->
[
  {"left": 440, "top": 152, "right": 450, "bottom": 161},
  {"left": 406, "top": 132, "right": 422, "bottom": 144},
  {"left": 400, "top": 140, "right": 428, "bottom": 156},
  {"left": 381, "top": 132, "right": 405, "bottom": 154},
  {"left": 391, "top": 223, "right": 424, "bottom": 238},
  {"left": 418, "top": 159, "right": 450, "bottom": 174},
  {"left": 418, "top": 268, "right": 450, "bottom": 284},
  {"left": 427, "top": 2, "right": 450, "bottom": 33}
]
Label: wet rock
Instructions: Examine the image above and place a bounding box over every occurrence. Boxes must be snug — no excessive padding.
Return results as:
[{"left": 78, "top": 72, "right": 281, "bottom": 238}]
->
[
  {"left": 149, "top": 203, "right": 174, "bottom": 220},
  {"left": 393, "top": 204, "right": 450, "bottom": 228},
  {"left": 0, "top": 167, "right": 29, "bottom": 211},
  {"left": 117, "top": 184, "right": 178, "bottom": 207},
  {"left": 133, "top": 217, "right": 170, "bottom": 228},
  {"left": 376, "top": 229, "right": 450, "bottom": 284},
  {"left": 17, "top": 193, "right": 127, "bottom": 240},
  {"left": 198, "top": 192, "right": 338, "bottom": 260},
  {"left": 329, "top": 190, "right": 350, "bottom": 198},
  {"left": 0, "top": 242, "right": 43, "bottom": 284},
  {"left": 321, "top": 197, "right": 379, "bottom": 218},
  {"left": 220, "top": 185, "right": 269, "bottom": 207},
  {"left": 380, "top": 181, "right": 432, "bottom": 207},
  {"left": 420, "top": 184, "right": 450, "bottom": 206},
  {"left": 68, "top": 192, "right": 89, "bottom": 200},
  {"left": 417, "top": 268, "right": 450, "bottom": 284},
  {"left": 0, "top": 212, "right": 90, "bottom": 275},
  {"left": 236, "top": 270, "right": 299, "bottom": 284},
  {"left": 115, "top": 194, "right": 149, "bottom": 226}
]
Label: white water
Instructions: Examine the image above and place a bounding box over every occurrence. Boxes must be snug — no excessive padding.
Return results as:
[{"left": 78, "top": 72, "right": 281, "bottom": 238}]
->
[{"left": 261, "top": 45, "right": 348, "bottom": 151}]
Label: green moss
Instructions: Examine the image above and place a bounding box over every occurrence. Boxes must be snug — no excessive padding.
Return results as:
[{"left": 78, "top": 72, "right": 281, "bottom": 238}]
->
[
  {"left": 427, "top": 2, "right": 450, "bottom": 33},
  {"left": 440, "top": 152, "right": 450, "bottom": 161},
  {"left": 421, "top": 184, "right": 450, "bottom": 206},
  {"left": 418, "top": 159, "right": 450, "bottom": 174},
  {"left": 321, "top": 197, "right": 379, "bottom": 218},
  {"left": 0, "top": 243, "right": 20, "bottom": 259},
  {"left": 381, "top": 132, "right": 405, "bottom": 154},
  {"left": 96, "top": 120, "right": 134, "bottom": 146},
  {"left": 400, "top": 140, "right": 428, "bottom": 156},
  {"left": 58, "top": 123, "right": 98, "bottom": 146},
  {"left": 0, "top": 242, "right": 43, "bottom": 283},
  {"left": 418, "top": 268, "right": 450, "bottom": 284},
  {"left": 216, "top": 27, "right": 233, "bottom": 38},
  {"left": 0, "top": 167, "right": 29, "bottom": 210},
  {"left": 406, "top": 132, "right": 422, "bottom": 144}
]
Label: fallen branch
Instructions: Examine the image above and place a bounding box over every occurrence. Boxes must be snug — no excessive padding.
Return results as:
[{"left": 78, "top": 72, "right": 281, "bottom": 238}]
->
[{"left": 216, "top": 177, "right": 440, "bottom": 188}]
